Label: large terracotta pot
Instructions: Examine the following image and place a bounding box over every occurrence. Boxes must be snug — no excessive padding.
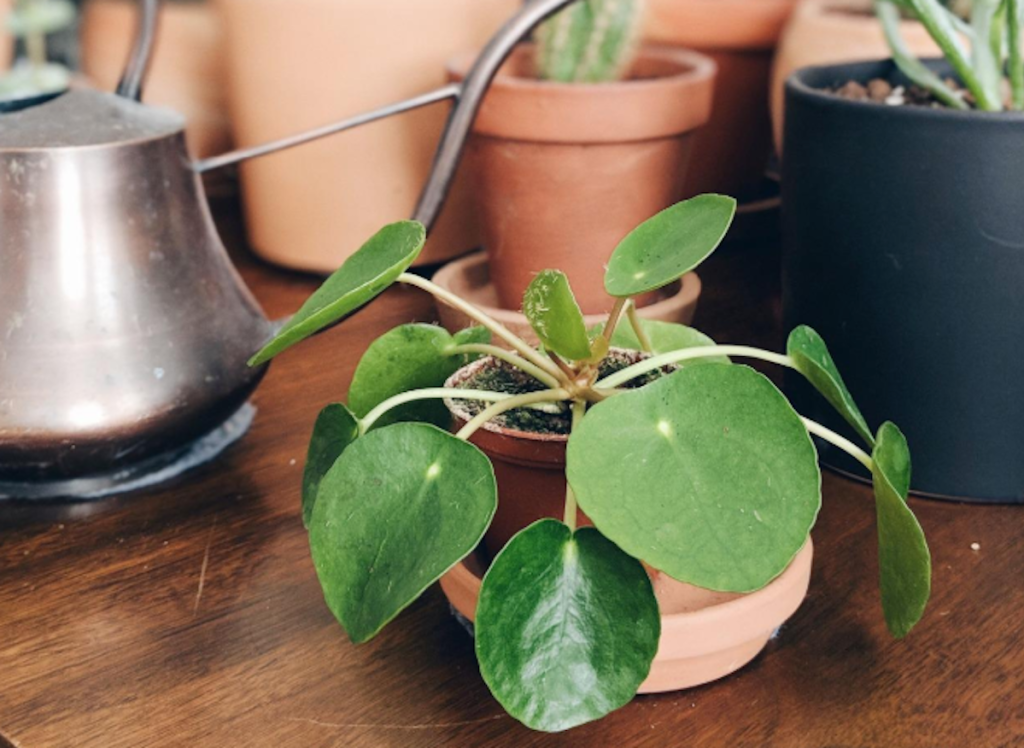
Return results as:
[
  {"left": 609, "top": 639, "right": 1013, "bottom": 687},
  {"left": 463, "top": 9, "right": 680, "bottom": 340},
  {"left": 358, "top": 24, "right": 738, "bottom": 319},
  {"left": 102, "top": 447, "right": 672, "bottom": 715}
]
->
[
  {"left": 644, "top": 0, "right": 799, "bottom": 197},
  {"left": 448, "top": 45, "right": 715, "bottom": 315},
  {"left": 81, "top": 0, "right": 231, "bottom": 158},
  {"left": 214, "top": 0, "right": 519, "bottom": 272},
  {"left": 442, "top": 356, "right": 814, "bottom": 693},
  {"left": 770, "top": 0, "right": 942, "bottom": 153}
]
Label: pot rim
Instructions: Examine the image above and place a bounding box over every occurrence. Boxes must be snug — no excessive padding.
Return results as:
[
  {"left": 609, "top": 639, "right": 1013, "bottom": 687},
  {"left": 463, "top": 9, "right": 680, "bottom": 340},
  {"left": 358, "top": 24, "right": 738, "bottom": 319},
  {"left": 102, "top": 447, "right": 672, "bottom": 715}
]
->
[
  {"left": 447, "top": 44, "right": 716, "bottom": 143},
  {"left": 444, "top": 348, "right": 650, "bottom": 445},
  {"left": 786, "top": 57, "right": 1024, "bottom": 123}
]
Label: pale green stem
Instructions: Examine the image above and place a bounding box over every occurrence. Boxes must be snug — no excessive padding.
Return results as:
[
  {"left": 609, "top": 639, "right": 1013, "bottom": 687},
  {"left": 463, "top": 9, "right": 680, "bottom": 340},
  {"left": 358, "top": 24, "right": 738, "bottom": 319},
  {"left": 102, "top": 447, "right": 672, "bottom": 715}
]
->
[
  {"left": 398, "top": 273, "right": 567, "bottom": 383},
  {"left": 563, "top": 399, "right": 587, "bottom": 530},
  {"left": 970, "top": 0, "right": 1005, "bottom": 110},
  {"left": 601, "top": 296, "right": 629, "bottom": 345},
  {"left": 596, "top": 346, "right": 795, "bottom": 389},
  {"left": 447, "top": 343, "right": 562, "bottom": 389},
  {"left": 802, "top": 417, "right": 875, "bottom": 471},
  {"left": 625, "top": 301, "right": 653, "bottom": 353},
  {"left": 456, "top": 389, "right": 571, "bottom": 441},
  {"left": 360, "top": 387, "right": 562, "bottom": 435}
]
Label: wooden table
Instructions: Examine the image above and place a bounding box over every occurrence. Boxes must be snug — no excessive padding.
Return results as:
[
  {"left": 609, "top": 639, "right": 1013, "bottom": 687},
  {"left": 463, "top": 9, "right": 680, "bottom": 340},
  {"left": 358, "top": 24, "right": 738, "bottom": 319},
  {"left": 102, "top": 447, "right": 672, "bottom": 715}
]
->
[{"left": 1, "top": 203, "right": 1021, "bottom": 748}]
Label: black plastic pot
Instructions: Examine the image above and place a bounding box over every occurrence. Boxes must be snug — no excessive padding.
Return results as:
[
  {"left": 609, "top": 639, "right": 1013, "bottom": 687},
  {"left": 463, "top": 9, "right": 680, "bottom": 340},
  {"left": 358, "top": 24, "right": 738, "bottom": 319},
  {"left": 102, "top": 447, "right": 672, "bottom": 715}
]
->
[{"left": 782, "top": 59, "right": 1024, "bottom": 503}]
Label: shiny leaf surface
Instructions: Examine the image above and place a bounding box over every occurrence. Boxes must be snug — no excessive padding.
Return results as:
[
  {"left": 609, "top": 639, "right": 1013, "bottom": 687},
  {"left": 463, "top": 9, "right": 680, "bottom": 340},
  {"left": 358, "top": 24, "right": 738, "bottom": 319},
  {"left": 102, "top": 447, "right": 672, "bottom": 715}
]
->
[
  {"left": 301, "top": 403, "right": 359, "bottom": 528},
  {"left": 522, "top": 271, "right": 593, "bottom": 362}
]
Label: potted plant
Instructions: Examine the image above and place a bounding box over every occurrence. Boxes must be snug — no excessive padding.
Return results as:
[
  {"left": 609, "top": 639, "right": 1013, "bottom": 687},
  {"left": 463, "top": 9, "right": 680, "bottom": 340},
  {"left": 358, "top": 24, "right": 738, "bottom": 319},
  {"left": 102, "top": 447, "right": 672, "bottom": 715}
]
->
[
  {"left": 0, "top": 0, "right": 75, "bottom": 111},
  {"left": 642, "top": 0, "right": 800, "bottom": 198},
  {"left": 213, "top": 0, "right": 520, "bottom": 272},
  {"left": 443, "top": 0, "right": 717, "bottom": 316},
  {"left": 249, "top": 195, "right": 932, "bottom": 732},
  {"left": 770, "top": 0, "right": 946, "bottom": 152},
  {"left": 782, "top": 0, "right": 1024, "bottom": 501},
  {"left": 81, "top": 0, "right": 232, "bottom": 158}
]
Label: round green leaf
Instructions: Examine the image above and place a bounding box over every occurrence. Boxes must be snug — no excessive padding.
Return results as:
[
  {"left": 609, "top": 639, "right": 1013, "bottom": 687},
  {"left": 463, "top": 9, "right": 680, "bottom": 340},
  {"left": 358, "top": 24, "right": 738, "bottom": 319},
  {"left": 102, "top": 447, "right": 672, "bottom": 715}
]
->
[
  {"left": 301, "top": 404, "right": 359, "bottom": 529},
  {"left": 604, "top": 195, "right": 737, "bottom": 298},
  {"left": 309, "top": 423, "right": 497, "bottom": 643},
  {"left": 788, "top": 326, "right": 874, "bottom": 447},
  {"left": 476, "top": 520, "right": 659, "bottom": 733},
  {"left": 871, "top": 422, "right": 931, "bottom": 639},
  {"left": 523, "top": 271, "right": 592, "bottom": 362},
  {"left": 567, "top": 364, "right": 821, "bottom": 593},
  {"left": 249, "top": 221, "right": 426, "bottom": 366},
  {"left": 348, "top": 324, "right": 487, "bottom": 429},
  {"left": 610, "top": 319, "right": 731, "bottom": 364}
]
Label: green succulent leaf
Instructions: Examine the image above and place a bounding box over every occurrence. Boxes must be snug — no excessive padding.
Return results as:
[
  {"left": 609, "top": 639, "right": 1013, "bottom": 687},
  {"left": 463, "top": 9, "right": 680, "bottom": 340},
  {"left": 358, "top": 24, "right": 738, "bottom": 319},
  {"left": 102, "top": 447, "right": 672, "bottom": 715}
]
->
[
  {"left": 309, "top": 423, "right": 497, "bottom": 643},
  {"left": 476, "top": 520, "right": 660, "bottom": 733},
  {"left": 609, "top": 319, "right": 731, "bottom": 364},
  {"left": 787, "top": 326, "right": 875, "bottom": 447},
  {"left": 348, "top": 324, "right": 488, "bottom": 430},
  {"left": 567, "top": 364, "right": 821, "bottom": 592},
  {"left": 871, "top": 422, "right": 931, "bottom": 638},
  {"left": 6, "top": 0, "right": 76, "bottom": 36},
  {"left": 523, "top": 271, "right": 593, "bottom": 362},
  {"left": 249, "top": 221, "right": 426, "bottom": 366},
  {"left": 301, "top": 403, "right": 360, "bottom": 528},
  {"left": 604, "top": 195, "right": 737, "bottom": 298}
]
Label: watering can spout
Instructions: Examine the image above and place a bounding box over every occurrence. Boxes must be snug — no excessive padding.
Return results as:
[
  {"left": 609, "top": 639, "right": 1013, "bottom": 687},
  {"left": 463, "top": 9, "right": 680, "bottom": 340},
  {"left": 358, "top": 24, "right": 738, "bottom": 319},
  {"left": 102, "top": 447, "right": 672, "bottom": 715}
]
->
[{"left": 190, "top": 0, "right": 581, "bottom": 233}]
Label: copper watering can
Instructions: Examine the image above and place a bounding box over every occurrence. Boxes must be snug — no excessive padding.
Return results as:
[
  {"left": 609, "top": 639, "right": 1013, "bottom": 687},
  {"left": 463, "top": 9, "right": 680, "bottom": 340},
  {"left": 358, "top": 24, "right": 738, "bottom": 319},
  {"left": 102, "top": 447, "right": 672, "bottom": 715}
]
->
[{"left": 0, "top": 0, "right": 581, "bottom": 499}]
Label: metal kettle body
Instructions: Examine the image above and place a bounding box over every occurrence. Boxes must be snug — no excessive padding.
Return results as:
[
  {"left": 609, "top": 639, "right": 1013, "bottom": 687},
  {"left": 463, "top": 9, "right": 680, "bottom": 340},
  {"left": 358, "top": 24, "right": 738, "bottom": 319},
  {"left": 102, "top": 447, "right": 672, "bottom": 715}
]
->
[
  {"left": 0, "top": 0, "right": 581, "bottom": 497},
  {"left": 0, "top": 92, "right": 271, "bottom": 487}
]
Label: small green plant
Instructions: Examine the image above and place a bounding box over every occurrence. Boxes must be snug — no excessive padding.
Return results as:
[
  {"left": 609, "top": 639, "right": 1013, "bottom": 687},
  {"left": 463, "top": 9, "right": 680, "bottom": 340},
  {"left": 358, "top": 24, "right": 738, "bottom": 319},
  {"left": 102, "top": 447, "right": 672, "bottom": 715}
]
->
[
  {"left": 0, "top": 0, "right": 75, "bottom": 104},
  {"left": 876, "top": 0, "right": 1024, "bottom": 110},
  {"left": 535, "top": 0, "right": 644, "bottom": 83},
  {"left": 249, "top": 196, "right": 932, "bottom": 733}
]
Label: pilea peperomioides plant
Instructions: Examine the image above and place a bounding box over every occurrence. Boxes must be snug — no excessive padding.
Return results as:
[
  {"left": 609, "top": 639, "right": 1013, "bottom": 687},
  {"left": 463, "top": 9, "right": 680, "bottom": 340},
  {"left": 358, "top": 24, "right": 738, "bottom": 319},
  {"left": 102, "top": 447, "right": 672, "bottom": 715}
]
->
[{"left": 249, "top": 195, "right": 932, "bottom": 733}]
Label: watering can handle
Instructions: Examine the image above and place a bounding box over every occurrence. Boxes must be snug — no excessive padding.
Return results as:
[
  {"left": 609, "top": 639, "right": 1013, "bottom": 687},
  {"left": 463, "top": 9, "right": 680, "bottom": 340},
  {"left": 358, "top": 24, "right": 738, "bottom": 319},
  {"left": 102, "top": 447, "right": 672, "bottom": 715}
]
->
[
  {"left": 193, "top": 0, "right": 581, "bottom": 232},
  {"left": 116, "top": 0, "right": 160, "bottom": 101}
]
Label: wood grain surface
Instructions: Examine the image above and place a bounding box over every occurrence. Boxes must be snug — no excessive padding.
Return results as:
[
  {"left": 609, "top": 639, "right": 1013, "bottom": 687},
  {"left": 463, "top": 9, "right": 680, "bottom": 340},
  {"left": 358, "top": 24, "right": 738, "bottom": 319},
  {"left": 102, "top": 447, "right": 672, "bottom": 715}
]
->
[{"left": 1, "top": 202, "right": 1021, "bottom": 747}]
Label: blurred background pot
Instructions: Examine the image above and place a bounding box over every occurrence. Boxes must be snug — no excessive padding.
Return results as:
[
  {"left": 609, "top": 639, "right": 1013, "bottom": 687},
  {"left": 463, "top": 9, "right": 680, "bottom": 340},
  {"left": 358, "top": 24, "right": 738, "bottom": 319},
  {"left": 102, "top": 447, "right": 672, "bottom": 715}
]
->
[
  {"left": 782, "top": 59, "right": 1024, "bottom": 503},
  {"left": 770, "top": 0, "right": 941, "bottom": 153},
  {"left": 214, "top": 0, "right": 519, "bottom": 272},
  {"left": 448, "top": 45, "right": 715, "bottom": 315},
  {"left": 82, "top": 0, "right": 231, "bottom": 158},
  {"left": 643, "top": 0, "right": 798, "bottom": 198}
]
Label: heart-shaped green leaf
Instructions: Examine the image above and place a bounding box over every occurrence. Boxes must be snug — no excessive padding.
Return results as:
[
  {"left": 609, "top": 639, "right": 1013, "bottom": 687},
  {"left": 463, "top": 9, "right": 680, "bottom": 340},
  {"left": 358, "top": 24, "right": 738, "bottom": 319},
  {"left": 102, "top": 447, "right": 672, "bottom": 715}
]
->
[
  {"left": 301, "top": 403, "right": 360, "bottom": 528},
  {"left": 610, "top": 319, "right": 731, "bottom": 364},
  {"left": 567, "top": 364, "right": 821, "bottom": 592},
  {"left": 476, "top": 520, "right": 660, "bottom": 733},
  {"left": 523, "top": 271, "right": 593, "bottom": 362},
  {"left": 249, "top": 221, "right": 426, "bottom": 366},
  {"left": 309, "top": 423, "right": 497, "bottom": 643},
  {"left": 604, "top": 195, "right": 737, "bottom": 298},
  {"left": 788, "top": 326, "right": 875, "bottom": 447},
  {"left": 348, "top": 324, "right": 488, "bottom": 430},
  {"left": 871, "top": 422, "right": 931, "bottom": 639}
]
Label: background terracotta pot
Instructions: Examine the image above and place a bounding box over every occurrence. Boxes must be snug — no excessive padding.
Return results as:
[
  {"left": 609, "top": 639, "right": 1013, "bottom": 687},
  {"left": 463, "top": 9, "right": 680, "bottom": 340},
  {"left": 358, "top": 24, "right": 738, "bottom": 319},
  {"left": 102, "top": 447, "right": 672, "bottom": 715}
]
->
[
  {"left": 214, "top": 0, "right": 519, "bottom": 272},
  {"left": 770, "top": 0, "right": 942, "bottom": 153},
  {"left": 82, "top": 0, "right": 231, "bottom": 158},
  {"left": 448, "top": 45, "right": 715, "bottom": 316},
  {"left": 644, "top": 0, "right": 799, "bottom": 197}
]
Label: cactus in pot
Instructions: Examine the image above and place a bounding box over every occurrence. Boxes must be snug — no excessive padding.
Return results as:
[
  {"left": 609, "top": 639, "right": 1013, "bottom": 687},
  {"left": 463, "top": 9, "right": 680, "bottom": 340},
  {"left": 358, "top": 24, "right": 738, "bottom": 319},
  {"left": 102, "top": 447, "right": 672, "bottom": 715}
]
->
[{"left": 535, "top": 0, "right": 644, "bottom": 82}]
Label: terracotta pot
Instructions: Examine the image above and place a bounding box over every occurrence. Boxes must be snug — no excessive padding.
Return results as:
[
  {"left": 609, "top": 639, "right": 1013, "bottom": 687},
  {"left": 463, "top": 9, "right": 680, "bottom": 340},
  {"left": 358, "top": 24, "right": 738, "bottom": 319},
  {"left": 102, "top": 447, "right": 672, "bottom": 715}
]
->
[
  {"left": 431, "top": 252, "right": 701, "bottom": 347},
  {"left": 214, "top": 0, "right": 519, "bottom": 272},
  {"left": 0, "top": 0, "right": 10, "bottom": 74},
  {"left": 644, "top": 0, "right": 799, "bottom": 197},
  {"left": 447, "top": 45, "right": 715, "bottom": 315},
  {"left": 770, "top": 0, "right": 942, "bottom": 153},
  {"left": 81, "top": 0, "right": 231, "bottom": 158},
  {"left": 441, "top": 536, "right": 814, "bottom": 693}
]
